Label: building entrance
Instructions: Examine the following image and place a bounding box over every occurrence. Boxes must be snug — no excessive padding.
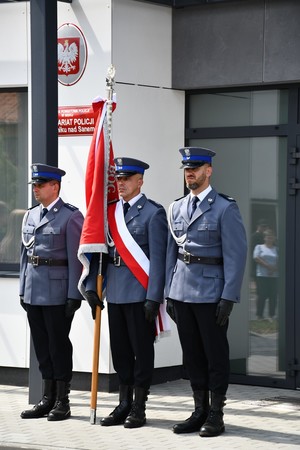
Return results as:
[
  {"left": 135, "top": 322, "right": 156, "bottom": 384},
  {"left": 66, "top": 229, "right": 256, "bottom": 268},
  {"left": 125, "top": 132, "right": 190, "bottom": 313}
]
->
[{"left": 186, "top": 87, "right": 300, "bottom": 388}]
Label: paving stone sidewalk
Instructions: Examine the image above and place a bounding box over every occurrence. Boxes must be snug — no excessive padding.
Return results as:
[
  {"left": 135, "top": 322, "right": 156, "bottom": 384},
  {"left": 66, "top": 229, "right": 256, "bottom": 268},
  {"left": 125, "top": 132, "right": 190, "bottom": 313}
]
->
[{"left": 1, "top": 379, "right": 300, "bottom": 450}]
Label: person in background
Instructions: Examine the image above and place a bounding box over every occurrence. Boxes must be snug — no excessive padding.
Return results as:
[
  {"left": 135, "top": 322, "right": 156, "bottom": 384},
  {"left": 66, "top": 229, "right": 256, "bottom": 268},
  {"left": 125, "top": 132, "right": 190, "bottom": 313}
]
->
[
  {"left": 0, "top": 200, "right": 10, "bottom": 243},
  {"left": 19, "top": 163, "right": 84, "bottom": 421},
  {"left": 84, "top": 157, "right": 168, "bottom": 429},
  {"left": 165, "top": 147, "right": 247, "bottom": 438},
  {"left": 253, "top": 229, "right": 278, "bottom": 321},
  {"left": 251, "top": 219, "right": 268, "bottom": 283},
  {"left": 0, "top": 209, "right": 26, "bottom": 263}
]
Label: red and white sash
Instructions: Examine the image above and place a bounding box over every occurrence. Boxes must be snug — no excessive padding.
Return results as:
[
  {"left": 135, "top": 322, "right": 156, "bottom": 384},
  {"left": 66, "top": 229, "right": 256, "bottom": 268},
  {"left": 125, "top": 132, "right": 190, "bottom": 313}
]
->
[
  {"left": 107, "top": 201, "right": 170, "bottom": 338},
  {"left": 108, "top": 201, "right": 149, "bottom": 289}
]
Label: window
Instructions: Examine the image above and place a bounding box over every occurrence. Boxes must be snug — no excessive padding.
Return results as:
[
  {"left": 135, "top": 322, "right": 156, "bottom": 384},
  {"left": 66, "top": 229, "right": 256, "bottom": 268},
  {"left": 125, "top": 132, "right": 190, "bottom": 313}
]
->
[{"left": 0, "top": 90, "right": 28, "bottom": 272}]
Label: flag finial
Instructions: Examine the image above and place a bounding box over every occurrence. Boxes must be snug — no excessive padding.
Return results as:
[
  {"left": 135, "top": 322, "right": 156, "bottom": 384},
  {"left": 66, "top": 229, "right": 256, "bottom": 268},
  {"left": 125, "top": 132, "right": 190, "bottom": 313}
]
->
[{"left": 106, "top": 64, "right": 116, "bottom": 139}]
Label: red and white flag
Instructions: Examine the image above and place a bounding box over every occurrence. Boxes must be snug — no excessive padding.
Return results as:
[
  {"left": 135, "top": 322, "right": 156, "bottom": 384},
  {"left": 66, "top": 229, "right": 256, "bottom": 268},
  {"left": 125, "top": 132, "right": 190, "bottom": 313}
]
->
[
  {"left": 77, "top": 96, "right": 118, "bottom": 296},
  {"left": 77, "top": 96, "right": 170, "bottom": 338}
]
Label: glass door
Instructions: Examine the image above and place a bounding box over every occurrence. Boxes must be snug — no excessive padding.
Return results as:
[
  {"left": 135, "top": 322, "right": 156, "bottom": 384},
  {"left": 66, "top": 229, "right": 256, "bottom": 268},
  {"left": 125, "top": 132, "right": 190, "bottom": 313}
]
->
[
  {"left": 186, "top": 88, "right": 297, "bottom": 387},
  {"left": 188, "top": 136, "right": 287, "bottom": 382}
]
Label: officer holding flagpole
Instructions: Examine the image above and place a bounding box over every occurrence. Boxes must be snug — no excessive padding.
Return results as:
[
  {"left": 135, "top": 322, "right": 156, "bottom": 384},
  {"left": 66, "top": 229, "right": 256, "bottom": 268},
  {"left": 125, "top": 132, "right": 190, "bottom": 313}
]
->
[{"left": 85, "top": 157, "right": 168, "bottom": 428}]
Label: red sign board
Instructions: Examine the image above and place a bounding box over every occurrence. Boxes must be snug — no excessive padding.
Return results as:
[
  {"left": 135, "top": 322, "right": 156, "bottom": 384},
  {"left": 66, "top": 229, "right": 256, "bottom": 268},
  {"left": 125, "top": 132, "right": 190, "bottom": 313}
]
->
[{"left": 58, "top": 106, "right": 96, "bottom": 136}]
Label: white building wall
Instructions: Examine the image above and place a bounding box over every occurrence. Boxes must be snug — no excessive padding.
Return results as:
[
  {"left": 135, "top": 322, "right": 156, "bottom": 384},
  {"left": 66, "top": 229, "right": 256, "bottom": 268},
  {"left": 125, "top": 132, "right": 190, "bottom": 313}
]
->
[
  {"left": 0, "top": 3, "right": 28, "bottom": 87},
  {"left": 0, "top": 2, "right": 30, "bottom": 369},
  {"left": 0, "top": 0, "right": 185, "bottom": 374}
]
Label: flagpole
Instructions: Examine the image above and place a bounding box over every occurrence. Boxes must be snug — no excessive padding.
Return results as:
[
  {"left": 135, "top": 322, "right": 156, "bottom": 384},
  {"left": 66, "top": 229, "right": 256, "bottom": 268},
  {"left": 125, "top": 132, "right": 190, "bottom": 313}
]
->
[
  {"left": 90, "top": 253, "right": 103, "bottom": 424},
  {"left": 90, "top": 65, "right": 116, "bottom": 425}
]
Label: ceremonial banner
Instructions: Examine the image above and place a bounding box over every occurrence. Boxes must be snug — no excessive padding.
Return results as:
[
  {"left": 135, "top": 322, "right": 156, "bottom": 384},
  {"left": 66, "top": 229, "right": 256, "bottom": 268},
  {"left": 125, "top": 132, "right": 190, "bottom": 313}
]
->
[{"left": 77, "top": 96, "right": 118, "bottom": 296}]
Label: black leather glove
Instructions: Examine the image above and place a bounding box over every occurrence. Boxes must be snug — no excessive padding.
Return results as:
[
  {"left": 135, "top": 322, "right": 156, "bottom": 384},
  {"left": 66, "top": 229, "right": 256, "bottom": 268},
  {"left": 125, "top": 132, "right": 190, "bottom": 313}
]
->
[
  {"left": 85, "top": 290, "right": 104, "bottom": 320},
  {"left": 65, "top": 299, "right": 82, "bottom": 318},
  {"left": 166, "top": 299, "right": 176, "bottom": 323},
  {"left": 20, "top": 296, "right": 27, "bottom": 312},
  {"left": 144, "top": 300, "right": 160, "bottom": 323},
  {"left": 216, "top": 299, "right": 234, "bottom": 326}
]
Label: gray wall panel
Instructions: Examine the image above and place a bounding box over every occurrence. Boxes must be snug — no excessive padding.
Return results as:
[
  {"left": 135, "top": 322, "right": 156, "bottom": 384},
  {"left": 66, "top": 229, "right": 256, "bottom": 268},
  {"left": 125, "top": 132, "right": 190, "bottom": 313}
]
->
[
  {"left": 173, "top": 0, "right": 264, "bottom": 89},
  {"left": 264, "top": 0, "right": 300, "bottom": 83},
  {"left": 172, "top": 0, "right": 300, "bottom": 90}
]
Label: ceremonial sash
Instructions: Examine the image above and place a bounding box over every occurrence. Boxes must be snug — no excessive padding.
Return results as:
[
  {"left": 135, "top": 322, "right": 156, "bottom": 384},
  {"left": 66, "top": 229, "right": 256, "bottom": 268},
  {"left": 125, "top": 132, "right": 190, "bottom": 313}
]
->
[
  {"left": 108, "top": 201, "right": 149, "bottom": 288},
  {"left": 107, "top": 200, "right": 170, "bottom": 338}
]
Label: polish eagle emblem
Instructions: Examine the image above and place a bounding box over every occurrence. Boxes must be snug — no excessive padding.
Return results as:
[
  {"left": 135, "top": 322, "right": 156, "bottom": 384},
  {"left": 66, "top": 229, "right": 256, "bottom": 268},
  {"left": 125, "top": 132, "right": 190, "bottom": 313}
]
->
[{"left": 57, "top": 38, "right": 79, "bottom": 75}]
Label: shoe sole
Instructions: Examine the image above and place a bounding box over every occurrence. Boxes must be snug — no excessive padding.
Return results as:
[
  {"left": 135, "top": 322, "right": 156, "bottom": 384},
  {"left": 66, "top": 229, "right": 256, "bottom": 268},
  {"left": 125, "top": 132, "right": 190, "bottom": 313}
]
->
[
  {"left": 173, "top": 426, "right": 201, "bottom": 434},
  {"left": 20, "top": 414, "right": 48, "bottom": 419},
  {"left": 100, "top": 420, "right": 125, "bottom": 426}
]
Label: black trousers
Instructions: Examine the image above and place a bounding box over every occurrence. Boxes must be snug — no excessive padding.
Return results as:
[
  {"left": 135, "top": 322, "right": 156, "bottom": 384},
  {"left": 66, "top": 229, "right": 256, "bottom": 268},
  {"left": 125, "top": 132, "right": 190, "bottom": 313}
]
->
[
  {"left": 27, "top": 304, "right": 73, "bottom": 382},
  {"left": 107, "top": 302, "right": 156, "bottom": 389},
  {"left": 256, "top": 276, "right": 277, "bottom": 318},
  {"left": 173, "top": 301, "right": 229, "bottom": 395}
]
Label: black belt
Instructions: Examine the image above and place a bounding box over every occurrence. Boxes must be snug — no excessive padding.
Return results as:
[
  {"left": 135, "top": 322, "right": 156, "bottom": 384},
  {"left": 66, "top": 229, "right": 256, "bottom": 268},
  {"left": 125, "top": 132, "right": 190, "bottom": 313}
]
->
[
  {"left": 28, "top": 256, "right": 68, "bottom": 267},
  {"left": 178, "top": 252, "right": 223, "bottom": 265},
  {"left": 108, "top": 256, "right": 126, "bottom": 267}
]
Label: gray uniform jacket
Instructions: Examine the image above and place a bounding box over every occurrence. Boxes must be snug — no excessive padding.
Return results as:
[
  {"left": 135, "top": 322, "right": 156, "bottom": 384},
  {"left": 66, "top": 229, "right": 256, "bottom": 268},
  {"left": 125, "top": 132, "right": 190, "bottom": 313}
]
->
[
  {"left": 20, "top": 198, "right": 84, "bottom": 305},
  {"left": 165, "top": 188, "right": 247, "bottom": 304},
  {"left": 86, "top": 195, "right": 168, "bottom": 304}
]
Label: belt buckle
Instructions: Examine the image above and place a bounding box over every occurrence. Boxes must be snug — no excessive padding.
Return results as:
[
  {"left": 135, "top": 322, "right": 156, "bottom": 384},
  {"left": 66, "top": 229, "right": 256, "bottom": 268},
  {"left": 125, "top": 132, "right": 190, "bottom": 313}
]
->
[
  {"left": 114, "top": 256, "right": 121, "bottom": 267},
  {"left": 183, "top": 251, "right": 191, "bottom": 264},
  {"left": 32, "top": 255, "right": 39, "bottom": 267}
]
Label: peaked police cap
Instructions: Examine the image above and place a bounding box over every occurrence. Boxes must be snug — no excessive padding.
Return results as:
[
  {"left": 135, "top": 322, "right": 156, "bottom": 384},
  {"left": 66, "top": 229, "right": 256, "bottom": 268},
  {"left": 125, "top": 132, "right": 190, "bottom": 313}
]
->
[
  {"left": 114, "top": 157, "right": 149, "bottom": 177},
  {"left": 29, "top": 163, "right": 66, "bottom": 183},
  {"left": 179, "top": 147, "right": 216, "bottom": 168}
]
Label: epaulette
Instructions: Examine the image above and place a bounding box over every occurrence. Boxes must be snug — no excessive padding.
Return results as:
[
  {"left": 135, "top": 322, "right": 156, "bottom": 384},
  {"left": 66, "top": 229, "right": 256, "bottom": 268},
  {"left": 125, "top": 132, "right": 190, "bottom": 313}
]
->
[
  {"left": 174, "top": 195, "right": 185, "bottom": 202},
  {"left": 148, "top": 199, "right": 164, "bottom": 209},
  {"left": 64, "top": 203, "right": 78, "bottom": 211},
  {"left": 219, "top": 193, "right": 236, "bottom": 202},
  {"left": 28, "top": 204, "right": 39, "bottom": 210}
]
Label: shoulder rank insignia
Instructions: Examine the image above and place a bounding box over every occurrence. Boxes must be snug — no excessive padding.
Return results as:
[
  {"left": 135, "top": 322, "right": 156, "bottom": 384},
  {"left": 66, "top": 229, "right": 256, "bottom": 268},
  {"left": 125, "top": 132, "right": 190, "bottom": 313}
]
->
[
  {"left": 28, "top": 204, "right": 39, "bottom": 210},
  {"left": 64, "top": 203, "right": 78, "bottom": 211},
  {"left": 148, "top": 199, "right": 164, "bottom": 209},
  {"left": 219, "top": 193, "right": 236, "bottom": 202},
  {"left": 174, "top": 195, "right": 185, "bottom": 202}
]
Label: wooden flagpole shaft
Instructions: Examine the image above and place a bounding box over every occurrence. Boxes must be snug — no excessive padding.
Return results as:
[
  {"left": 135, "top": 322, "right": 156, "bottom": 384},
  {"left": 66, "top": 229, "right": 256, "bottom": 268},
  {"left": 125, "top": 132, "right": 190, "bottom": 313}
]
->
[
  {"left": 90, "top": 263, "right": 103, "bottom": 424},
  {"left": 90, "top": 65, "right": 115, "bottom": 424}
]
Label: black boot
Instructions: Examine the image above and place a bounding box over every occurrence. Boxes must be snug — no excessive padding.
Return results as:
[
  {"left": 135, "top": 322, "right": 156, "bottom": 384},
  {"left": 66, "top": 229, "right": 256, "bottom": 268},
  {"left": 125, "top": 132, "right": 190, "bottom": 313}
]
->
[
  {"left": 47, "top": 380, "right": 71, "bottom": 421},
  {"left": 100, "top": 385, "right": 133, "bottom": 426},
  {"left": 21, "top": 379, "right": 55, "bottom": 419},
  {"left": 199, "top": 392, "right": 226, "bottom": 437},
  {"left": 173, "top": 390, "right": 209, "bottom": 434},
  {"left": 123, "top": 386, "right": 149, "bottom": 428}
]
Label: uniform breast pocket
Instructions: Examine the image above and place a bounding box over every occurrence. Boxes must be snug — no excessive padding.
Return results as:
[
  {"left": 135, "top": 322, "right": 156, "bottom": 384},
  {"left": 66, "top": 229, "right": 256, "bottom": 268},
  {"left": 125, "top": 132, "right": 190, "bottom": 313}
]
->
[
  {"left": 173, "top": 221, "right": 184, "bottom": 237},
  {"left": 23, "top": 225, "right": 35, "bottom": 240},
  {"left": 131, "top": 225, "right": 147, "bottom": 245},
  {"left": 43, "top": 226, "right": 64, "bottom": 248},
  {"left": 197, "top": 222, "right": 218, "bottom": 243}
]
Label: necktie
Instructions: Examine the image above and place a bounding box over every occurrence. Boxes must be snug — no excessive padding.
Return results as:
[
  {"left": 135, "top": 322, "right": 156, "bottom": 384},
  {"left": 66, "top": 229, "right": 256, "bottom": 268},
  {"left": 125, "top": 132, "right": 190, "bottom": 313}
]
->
[
  {"left": 190, "top": 197, "right": 199, "bottom": 219},
  {"left": 41, "top": 207, "right": 48, "bottom": 219},
  {"left": 123, "top": 202, "right": 130, "bottom": 216}
]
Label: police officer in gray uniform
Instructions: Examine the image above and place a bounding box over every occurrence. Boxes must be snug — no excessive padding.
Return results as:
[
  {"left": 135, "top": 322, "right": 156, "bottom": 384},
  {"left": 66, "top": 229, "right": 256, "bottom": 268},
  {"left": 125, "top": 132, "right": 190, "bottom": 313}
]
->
[
  {"left": 166, "top": 148, "right": 247, "bottom": 437},
  {"left": 85, "top": 157, "right": 167, "bottom": 429},
  {"left": 19, "top": 164, "right": 84, "bottom": 421}
]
